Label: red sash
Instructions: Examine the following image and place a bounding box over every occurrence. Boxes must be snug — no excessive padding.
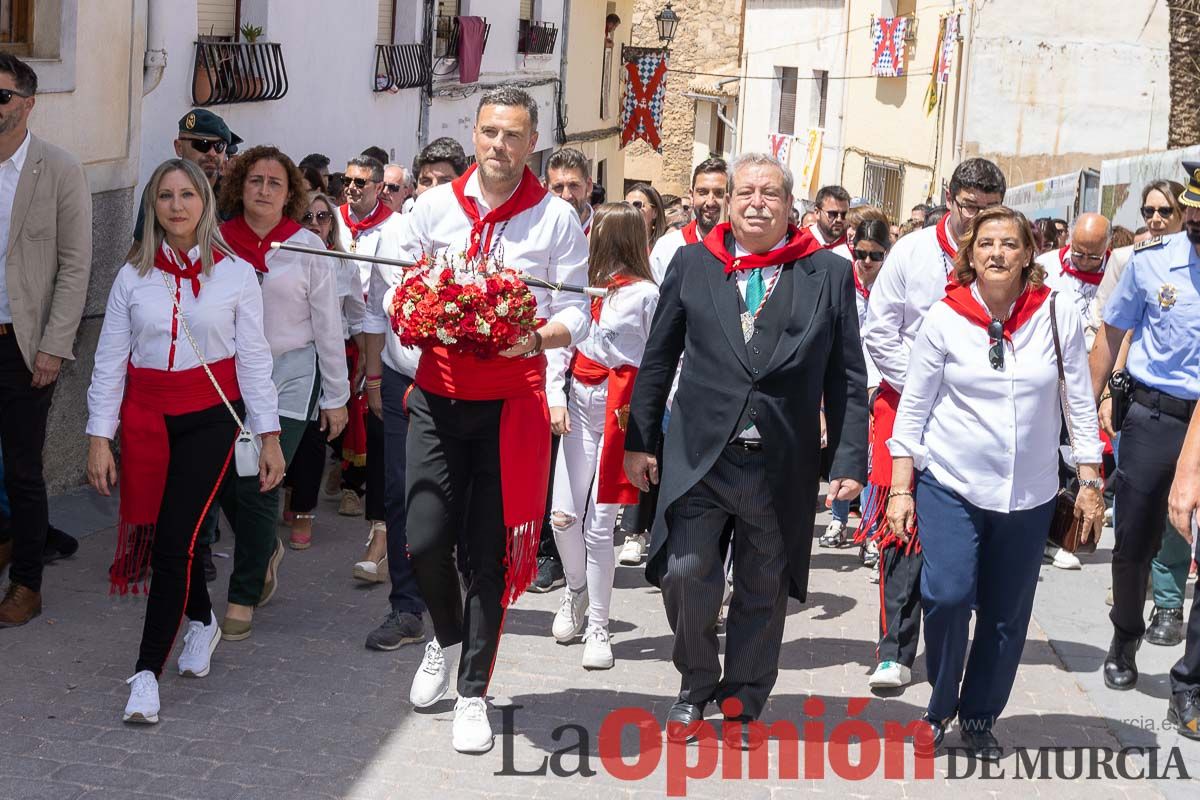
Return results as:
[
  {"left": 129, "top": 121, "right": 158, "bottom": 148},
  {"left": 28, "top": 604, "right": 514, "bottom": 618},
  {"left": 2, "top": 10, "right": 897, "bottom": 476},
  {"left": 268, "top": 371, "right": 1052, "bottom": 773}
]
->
[
  {"left": 340, "top": 339, "right": 368, "bottom": 468},
  {"left": 1058, "top": 246, "right": 1107, "bottom": 286},
  {"left": 340, "top": 202, "right": 393, "bottom": 240},
  {"left": 681, "top": 220, "right": 700, "bottom": 245},
  {"left": 111, "top": 359, "right": 241, "bottom": 595},
  {"left": 451, "top": 164, "right": 548, "bottom": 259},
  {"left": 701, "top": 223, "right": 822, "bottom": 274},
  {"left": 220, "top": 216, "right": 302, "bottom": 273},
  {"left": 855, "top": 381, "right": 921, "bottom": 555}
]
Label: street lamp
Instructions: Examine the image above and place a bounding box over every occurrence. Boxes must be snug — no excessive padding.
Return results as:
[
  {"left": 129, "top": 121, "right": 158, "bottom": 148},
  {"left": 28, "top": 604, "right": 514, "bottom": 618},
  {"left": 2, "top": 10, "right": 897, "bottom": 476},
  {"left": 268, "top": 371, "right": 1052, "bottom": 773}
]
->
[{"left": 656, "top": 2, "right": 679, "bottom": 48}]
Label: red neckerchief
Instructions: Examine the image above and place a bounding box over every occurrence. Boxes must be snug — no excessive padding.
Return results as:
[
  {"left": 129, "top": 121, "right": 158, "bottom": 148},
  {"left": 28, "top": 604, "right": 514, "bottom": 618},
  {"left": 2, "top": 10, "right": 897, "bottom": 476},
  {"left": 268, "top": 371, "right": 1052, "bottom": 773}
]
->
[
  {"left": 809, "top": 223, "right": 847, "bottom": 250},
  {"left": 702, "top": 223, "right": 822, "bottom": 274},
  {"left": 590, "top": 273, "right": 641, "bottom": 321},
  {"left": 682, "top": 220, "right": 700, "bottom": 245},
  {"left": 154, "top": 245, "right": 224, "bottom": 298},
  {"left": 339, "top": 201, "right": 393, "bottom": 240},
  {"left": 451, "top": 164, "right": 548, "bottom": 259},
  {"left": 1058, "top": 246, "right": 1107, "bottom": 286},
  {"left": 853, "top": 266, "right": 870, "bottom": 300},
  {"left": 220, "top": 216, "right": 302, "bottom": 273},
  {"left": 936, "top": 215, "right": 958, "bottom": 263},
  {"left": 942, "top": 282, "right": 1051, "bottom": 342}
]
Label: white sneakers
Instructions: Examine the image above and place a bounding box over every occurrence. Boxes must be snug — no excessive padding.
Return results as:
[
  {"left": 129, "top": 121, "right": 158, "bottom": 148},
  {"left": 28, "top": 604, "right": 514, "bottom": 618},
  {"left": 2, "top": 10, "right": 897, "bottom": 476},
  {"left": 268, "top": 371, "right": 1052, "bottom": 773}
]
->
[
  {"left": 552, "top": 586, "right": 589, "bottom": 642},
  {"left": 178, "top": 611, "right": 220, "bottom": 677},
  {"left": 123, "top": 671, "right": 160, "bottom": 724},
  {"left": 618, "top": 533, "right": 648, "bottom": 566},
  {"left": 868, "top": 660, "right": 912, "bottom": 689},
  {"left": 1044, "top": 544, "right": 1081, "bottom": 570},
  {"left": 582, "top": 626, "right": 614, "bottom": 670},
  {"left": 410, "top": 640, "right": 451, "bottom": 707},
  {"left": 453, "top": 697, "right": 494, "bottom": 753}
]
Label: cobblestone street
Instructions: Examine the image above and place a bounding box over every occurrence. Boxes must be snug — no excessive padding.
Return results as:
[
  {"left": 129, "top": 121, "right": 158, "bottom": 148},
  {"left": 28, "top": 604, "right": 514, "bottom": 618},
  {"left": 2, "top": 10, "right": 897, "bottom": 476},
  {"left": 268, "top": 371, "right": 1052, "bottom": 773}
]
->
[{"left": 0, "top": 488, "right": 1193, "bottom": 799}]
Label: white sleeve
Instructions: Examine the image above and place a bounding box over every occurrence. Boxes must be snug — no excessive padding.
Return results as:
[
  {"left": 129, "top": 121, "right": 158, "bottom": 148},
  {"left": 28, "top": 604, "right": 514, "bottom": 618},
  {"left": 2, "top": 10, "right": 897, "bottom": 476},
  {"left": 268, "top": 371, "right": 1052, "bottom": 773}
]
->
[
  {"left": 545, "top": 344, "right": 572, "bottom": 408},
  {"left": 233, "top": 267, "right": 282, "bottom": 435},
  {"left": 547, "top": 214, "right": 591, "bottom": 344},
  {"left": 862, "top": 248, "right": 911, "bottom": 392},
  {"left": 641, "top": 285, "right": 661, "bottom": 339},
  {"left": 343, "top": 278, "right": 366, "bottom": 336},
  {"left": 85, "top": 270, "right": 133, "bottom": 439},
  {"left": 363, "top": 263, "right": 391, "bottom": 336},
  {"left": 308, "top": 251, "right": 350, "bottom": 409},
  {"left": 885, "top": 308, "right": 946, "bottom": 470},
  {"left": 650, "top": 237, "right": 671, "bottom": 284},
  {"left": 1057, "top": 298, "right": 1104, "bottom": 465}
]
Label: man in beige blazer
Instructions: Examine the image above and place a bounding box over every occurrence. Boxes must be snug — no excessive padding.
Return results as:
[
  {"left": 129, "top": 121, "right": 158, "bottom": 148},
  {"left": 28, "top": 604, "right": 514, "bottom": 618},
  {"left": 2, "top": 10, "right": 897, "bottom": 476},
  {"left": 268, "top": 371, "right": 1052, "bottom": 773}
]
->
[{"left": 0, "top": 54, "right": 92, "bottom": 627}]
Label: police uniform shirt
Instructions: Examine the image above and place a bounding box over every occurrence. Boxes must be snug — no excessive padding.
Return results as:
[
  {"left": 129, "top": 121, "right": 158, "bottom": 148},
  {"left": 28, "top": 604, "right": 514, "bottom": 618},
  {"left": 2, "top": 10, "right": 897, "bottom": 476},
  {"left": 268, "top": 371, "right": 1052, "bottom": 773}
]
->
[{"left": 1103, "top": 232, "right": 1200, "bottom": 400}]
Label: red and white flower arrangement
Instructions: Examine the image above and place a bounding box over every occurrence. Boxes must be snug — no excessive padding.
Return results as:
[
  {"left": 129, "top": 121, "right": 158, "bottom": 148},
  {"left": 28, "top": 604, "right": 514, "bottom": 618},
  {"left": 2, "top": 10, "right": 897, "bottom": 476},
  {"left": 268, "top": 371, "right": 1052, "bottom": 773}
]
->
[{"left": 388, "top": 249, "right": 538, "bottom": 357}]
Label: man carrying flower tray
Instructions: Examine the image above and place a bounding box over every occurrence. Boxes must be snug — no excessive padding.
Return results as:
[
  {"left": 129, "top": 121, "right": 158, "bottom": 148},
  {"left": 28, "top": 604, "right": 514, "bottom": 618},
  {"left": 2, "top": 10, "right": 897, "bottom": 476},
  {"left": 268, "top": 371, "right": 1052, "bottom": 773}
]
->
[{"left": 377, "top": 87, "right": 590, "bottom": 754}]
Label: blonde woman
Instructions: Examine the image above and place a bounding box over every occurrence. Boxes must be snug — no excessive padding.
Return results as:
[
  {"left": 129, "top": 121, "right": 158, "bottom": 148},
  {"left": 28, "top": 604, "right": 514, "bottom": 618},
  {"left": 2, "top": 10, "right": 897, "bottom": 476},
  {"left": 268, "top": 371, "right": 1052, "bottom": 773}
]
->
[{"left": 86, "top": 159, "right": 284, "bottom": 723}]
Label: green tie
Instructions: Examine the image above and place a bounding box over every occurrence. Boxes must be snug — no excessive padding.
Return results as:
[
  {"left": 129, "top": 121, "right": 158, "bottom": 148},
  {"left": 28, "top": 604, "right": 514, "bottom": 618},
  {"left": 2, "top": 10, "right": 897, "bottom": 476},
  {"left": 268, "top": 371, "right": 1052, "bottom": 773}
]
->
[{"left": 746, "top": 269, "right": 766, "bottom": 315}]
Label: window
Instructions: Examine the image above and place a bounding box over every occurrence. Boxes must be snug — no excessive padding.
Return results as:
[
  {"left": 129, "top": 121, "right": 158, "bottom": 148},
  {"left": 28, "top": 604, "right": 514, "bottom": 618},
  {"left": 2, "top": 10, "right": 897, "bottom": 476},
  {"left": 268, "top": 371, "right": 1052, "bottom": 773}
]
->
[
  {"left": 862, "top": 158, "right": 905, "bottom": 222},
  {"left": 435, "top": 0, "right": 462, "bottom": 58},
  {"left": 777, "top": 66, "right": 797, "bottom": 136},
  {"left": 519, "top": 0, "right": 535, "bottom": 21},
  {"left": 812, "top": 69, "right": 828, "bottom": 129},
  {"left": 439, "top": 0, "right": 460, "bottom": 17},
  {"left": 600, "top": 37, "right": 614, "bottom": 119},
  {"left": 198, "top": 0, "right": 239, "bottom": 39},
  {"left": 378, "top": 0, "right": 395, "bottom": 44},
  {"left": 0, "top": 0, "right": 31, "bottom": 50}
]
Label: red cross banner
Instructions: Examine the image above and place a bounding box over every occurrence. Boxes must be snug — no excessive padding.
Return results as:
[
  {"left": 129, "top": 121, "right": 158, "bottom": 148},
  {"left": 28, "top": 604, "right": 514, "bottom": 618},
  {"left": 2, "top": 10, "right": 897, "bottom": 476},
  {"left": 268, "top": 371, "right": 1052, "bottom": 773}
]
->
[
  {"left": 621, "top": 48, "right": 669, "bottom": 151},
  {"left": 870, "top": 16, "right": 909, "bottom": 78}
]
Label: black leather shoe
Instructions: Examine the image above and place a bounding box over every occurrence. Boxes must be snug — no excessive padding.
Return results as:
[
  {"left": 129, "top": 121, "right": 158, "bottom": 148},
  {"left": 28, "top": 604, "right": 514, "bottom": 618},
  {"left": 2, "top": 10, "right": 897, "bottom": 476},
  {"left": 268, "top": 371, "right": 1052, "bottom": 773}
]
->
[
  {"left": 1103, "top": 634, "right": 1139, "bottom": 690},
  {"left": 961, "top": 728, "right": 1003, "bottom": 762},
  {"left": 665, "top": 699, "right": 707, "bottom": 742},
  {"left": 42, "top": 526, "right": 79, "bottom": 565},
  {"left": 1168, "top": 689, "right": 1200, "bottom": 740},
  {"left": 1146, "top": 606, "right": 1185, "bottom": 647},
  {"left": 722, "top": 715, "right": 763, "bottom": 751},
  {"left": 919, "top": 712, "right": 947, "bottom": 750},
  {"left": 199, "top": 542, "right": 217, "bottom": 583}
]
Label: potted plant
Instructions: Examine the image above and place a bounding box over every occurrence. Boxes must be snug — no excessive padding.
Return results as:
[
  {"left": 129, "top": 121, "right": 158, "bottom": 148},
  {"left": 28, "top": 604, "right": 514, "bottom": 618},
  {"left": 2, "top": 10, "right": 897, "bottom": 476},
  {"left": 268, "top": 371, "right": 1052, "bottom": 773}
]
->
[
  {"left": 237, "top": 23, "right": 267, "bottom": 100},
  {"left": 192, "top": 25, "right": 232, "bottom": 104},
  {"left": 239, "top": 23, "right": 264, "bottom": 43}
]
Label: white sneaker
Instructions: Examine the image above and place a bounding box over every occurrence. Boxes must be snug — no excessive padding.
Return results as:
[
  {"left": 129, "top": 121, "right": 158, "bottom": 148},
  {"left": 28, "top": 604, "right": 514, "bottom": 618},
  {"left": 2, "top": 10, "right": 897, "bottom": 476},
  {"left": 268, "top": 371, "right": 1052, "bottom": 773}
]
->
[
  {"left": 123, "top": 670, "right": 160, "bottom": 724},
  {"left": 177, "top": 611, "right": 220, "bottom": 677},
  {"left": 618, "top": 533, "right": 648, "bottom": 566},
  {"left": 452, "top": 696, "right": 494, "bottom": 753},
  {"left": 868, "top": 661, "right": 912, "bottom": 689},
  {"left": 1045, "top": 544, "right": 1081, "bottom": 570},
  {"left": 552, "top": 586, "right": 589, "bottom": 642},
  {"left": 410, "top": 640, "right": 451, "bottom": 708},
  {"left": 819, "top": 520, "right": 849, "bottom": 547},
  {"left": 582, "top": 626, "right": 614, "bottom": 670}
]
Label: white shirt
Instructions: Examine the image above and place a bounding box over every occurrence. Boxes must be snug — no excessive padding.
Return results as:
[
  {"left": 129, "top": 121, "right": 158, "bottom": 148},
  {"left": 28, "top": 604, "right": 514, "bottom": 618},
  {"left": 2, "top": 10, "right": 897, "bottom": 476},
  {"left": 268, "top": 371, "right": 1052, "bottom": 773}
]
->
[
  {"left": 887, "top": 286, "right": 1102, "bottom": 512},
  {"left": 0, "top": 131, "right": 31, "bottom": 324},
  {"left": 363, "top": 213, "right": 422, "bottom": 377},
  {"left": 1037, "top": 248, "right": 1105, "bottom": 351},
  {"left": 807, "top": 223, "right": 853, "bottom": 262},
  {"left": 338, "top": 203, "right": 407, "bottom": 293},
  {"left": 261, "top": 226, "right": 349, "bottom": 408},
  {"left": 854, "top": 282, "right": 883, "bottom": 389},
  {"left": 546, "top": 279, "right": 660, "bottom": 408},
  {"left": 86, "top": 246, "right": 281, "bottom": 439},
  {"left": 650, "top": 227, "right": 689, "bottom": 284},
  {"left": 377, "top": 173, "right": 591, "bottom": 354},
  {"left": 861, "top": 224, "right": 958, "bottom": 392}
]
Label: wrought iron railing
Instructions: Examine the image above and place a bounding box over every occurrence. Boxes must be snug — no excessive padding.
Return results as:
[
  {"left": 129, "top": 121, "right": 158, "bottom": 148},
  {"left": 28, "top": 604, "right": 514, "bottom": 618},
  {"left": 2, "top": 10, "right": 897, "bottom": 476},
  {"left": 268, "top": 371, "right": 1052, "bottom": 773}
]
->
[
  {"left": 191, "top": 40, "right": 288, "bottom": 106},
  {"left": 374, "top": 43, "right": 431, "bottom": 92},
  {"left": 518, "top": 20, "right": 558, "bottom": 55},
  {"left": 434, "top": 15, "right": 490, "bottom": 60}
]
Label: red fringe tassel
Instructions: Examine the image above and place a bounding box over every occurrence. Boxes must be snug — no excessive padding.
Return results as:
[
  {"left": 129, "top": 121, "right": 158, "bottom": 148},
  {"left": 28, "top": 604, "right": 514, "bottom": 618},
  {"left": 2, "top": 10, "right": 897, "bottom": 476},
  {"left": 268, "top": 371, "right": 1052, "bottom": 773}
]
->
[{"left": 109, "top": 522, "right": 156, "bottom": 596}]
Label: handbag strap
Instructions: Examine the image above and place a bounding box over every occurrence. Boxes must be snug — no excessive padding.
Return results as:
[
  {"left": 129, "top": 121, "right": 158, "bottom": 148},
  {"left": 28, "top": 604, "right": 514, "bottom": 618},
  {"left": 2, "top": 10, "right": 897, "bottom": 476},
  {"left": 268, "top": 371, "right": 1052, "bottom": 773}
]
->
[
  {"left": 159, "top": 269, "right": 249, "bottom": 432},
  {"left": 1048, "top": 291, "right": 1079, "bottom": 480}
]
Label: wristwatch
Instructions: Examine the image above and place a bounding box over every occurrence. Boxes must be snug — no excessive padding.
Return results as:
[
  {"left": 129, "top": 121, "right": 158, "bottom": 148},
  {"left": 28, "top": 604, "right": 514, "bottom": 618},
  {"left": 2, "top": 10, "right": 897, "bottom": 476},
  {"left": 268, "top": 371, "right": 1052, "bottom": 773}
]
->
[{"left": 1078, "top": 478, "right": 1103, "bottom": 491}]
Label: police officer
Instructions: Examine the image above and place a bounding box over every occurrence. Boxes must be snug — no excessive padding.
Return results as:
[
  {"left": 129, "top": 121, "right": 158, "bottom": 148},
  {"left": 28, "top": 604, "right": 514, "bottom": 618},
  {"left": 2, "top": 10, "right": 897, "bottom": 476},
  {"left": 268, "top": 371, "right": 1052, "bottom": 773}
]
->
[{"left": 1090, "top": 163, "right": 1200, "bottom": 734}]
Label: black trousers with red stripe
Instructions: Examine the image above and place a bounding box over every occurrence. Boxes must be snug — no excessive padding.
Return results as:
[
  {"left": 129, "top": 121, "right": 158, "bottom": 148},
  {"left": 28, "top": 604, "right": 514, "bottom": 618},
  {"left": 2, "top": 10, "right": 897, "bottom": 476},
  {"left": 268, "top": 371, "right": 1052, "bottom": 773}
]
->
[
  {"left": 877, "top": 544, "right": 923, "bottom": 668},
  {"left": 135, "top": 402, "right": 239, "bottom": 676}
]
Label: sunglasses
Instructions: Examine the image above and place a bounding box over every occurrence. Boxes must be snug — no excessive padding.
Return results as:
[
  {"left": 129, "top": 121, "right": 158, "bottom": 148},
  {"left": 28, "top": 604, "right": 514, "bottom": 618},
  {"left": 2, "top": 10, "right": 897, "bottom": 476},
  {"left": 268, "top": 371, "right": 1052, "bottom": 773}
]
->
[
  {"left": 302, "top": 211, "right": 332, "bottom": 224},
  {"left": 854, "top": 249, "right": 885, "bottom": 263},
  {"left": 382, "top": 183, "right": 404, "bottom": 193},
  {"left": 1141, "top": 205, "right": 1174, "bottom": 220},
  {"left": 184, "top": 138, "right": 228, "bottom": 154},
  {"left": 0, "top": 88, "right": 30, "bottom": 105},
  {"left": 987, "top": 319, "right": 1004, "bottom": 371},
  {"left": 628, "top": 200, "right": 644, "bottom": 209},
  {"left": 344, "top": 177, "right": 374, "bottom": 189},
  {"left": 1069, "top": 250, "right": 1105, "bottom": 264},
  {"left": 821, "top": 209, "right": 847, "bottom": 219}
]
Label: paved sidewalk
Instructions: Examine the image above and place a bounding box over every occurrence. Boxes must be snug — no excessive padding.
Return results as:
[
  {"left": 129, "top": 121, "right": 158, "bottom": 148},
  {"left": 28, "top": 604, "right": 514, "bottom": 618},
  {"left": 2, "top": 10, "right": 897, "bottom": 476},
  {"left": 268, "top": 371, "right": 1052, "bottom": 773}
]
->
[{"left": 0, "top": 492, "right": 1194, "bottom": 799}]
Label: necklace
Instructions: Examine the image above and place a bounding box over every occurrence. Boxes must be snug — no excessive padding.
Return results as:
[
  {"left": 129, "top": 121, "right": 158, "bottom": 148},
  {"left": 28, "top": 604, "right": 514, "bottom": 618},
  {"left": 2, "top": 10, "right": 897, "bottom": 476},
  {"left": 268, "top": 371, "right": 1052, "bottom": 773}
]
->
[{"left": 739, "top": 268, "right": 784, "bottom": 343}]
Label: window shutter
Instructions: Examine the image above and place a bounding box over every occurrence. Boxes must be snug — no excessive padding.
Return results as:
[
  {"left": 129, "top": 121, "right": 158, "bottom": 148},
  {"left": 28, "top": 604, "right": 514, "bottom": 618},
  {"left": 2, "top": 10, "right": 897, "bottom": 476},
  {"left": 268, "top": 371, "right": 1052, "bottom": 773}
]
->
[
  {"left": 378, "top": 0, "right": 395, "bottom": 43},
  {"left": 520, "top": 0, "right": 535, "bottom": 21},
  {"left": 815, "top": 70, "right": 829, "bottom": 128},
  {"left": 438, "top": 0, "right": 461, "bottom": 17},
  {"left": 778, "top": 67, "right": 797, "bottom": 136},
  {"left": 198, "top": 0, "right": 237, "bottom": 38}
]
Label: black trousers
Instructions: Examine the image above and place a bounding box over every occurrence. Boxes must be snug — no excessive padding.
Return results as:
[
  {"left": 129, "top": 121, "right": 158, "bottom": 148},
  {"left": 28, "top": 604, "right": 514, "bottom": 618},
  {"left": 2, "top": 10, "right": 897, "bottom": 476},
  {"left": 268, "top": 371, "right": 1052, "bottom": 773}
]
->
[
  {"left": 0, "top": 335, "right": 54, "bottom": 592},
  {"left": 284, "top": 420, "right": 327, "bottom": 513},
  {"left": 381, "top": 366, "right": 424, "bottom": 615},
  {"left": 1110, "top": 398, "right": 1191, "bottom": 643},
  {"left": 405, "top": 386, "right": 509, "bottom": 697},
  {"left": 662, "top": 444, "right": 789, "bottom": 720},
  {"left": 136, "top": 403, "right": 239, "bottom": 676},
  {"left": 877, "top": 545, "right": 922, "bottom": 667}
]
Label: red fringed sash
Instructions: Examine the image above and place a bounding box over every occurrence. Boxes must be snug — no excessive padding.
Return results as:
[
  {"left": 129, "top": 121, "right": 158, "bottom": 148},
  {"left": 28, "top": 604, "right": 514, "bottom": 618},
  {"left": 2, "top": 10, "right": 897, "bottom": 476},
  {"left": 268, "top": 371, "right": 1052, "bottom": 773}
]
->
[
  {"left": 855, "top": 382, "right": 921, "bottom": 555},
  {"left": 341, "top": 339, "right": 368, "bottom": 468},
  {"left": 570, "top": 354, "right": 640, "bottom": 505},
  {"left": 111, "top": 359, "right": 241, "bottom": 595}
]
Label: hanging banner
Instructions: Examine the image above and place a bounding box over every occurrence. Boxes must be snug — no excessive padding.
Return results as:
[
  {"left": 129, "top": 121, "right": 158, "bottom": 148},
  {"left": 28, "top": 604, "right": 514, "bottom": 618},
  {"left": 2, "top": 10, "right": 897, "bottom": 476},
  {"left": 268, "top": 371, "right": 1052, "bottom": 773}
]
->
[
  {"left": 870, "top": 17, "right": 909, "bottom": 78},
  {"left": 790, "top": 127, "right": 824, "bottom": 198},
  {"left": 620, "top": 47, "right": 669, "bottom": 151},
  {"left": 938, "top": 14, "right": 960, "bottom": 85},
  {"left": 768, "top": 133, "right": 792, "bottom": 164}
]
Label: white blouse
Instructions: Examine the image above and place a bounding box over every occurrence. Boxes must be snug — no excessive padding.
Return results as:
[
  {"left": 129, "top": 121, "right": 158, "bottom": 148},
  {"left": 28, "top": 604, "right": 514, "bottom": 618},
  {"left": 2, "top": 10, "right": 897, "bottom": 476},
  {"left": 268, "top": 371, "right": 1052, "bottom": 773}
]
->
[
  {"left": 86, "top": 246, "right": 281, "bottom": 439},
  {"left": 338, "top": 204, "right": 406, "bottom": 293},
  {"left": 261, "top": 227, "right": 349, "bottom": 409},
  {"left": 1037, "top": 249, "right": 1104, "bottom": 351},
  {"left": 546, "top": 279, "right": 660, "bottom": 408},
  {"left": 887, "top": 286, "right": 1103, "bottom": 513},
  {"left": 364, "top": 213, "right": 422, "bottom": 378}
]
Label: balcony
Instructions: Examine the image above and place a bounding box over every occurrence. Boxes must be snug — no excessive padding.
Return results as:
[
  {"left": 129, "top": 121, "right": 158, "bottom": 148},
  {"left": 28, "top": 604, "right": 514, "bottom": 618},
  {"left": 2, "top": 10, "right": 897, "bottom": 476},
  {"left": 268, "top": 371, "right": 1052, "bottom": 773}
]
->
[
  {"left": 374, "top": 43, "right": 431, "bottom": 92},
  {"left": 518, "top": 20, "right": 558, "bottom": 56},
  {"left": 434, "top": 15, "right": 490, "bottom": 60},
  {"left": 192, "top": 40, "right": 289, "bottom": 106}
]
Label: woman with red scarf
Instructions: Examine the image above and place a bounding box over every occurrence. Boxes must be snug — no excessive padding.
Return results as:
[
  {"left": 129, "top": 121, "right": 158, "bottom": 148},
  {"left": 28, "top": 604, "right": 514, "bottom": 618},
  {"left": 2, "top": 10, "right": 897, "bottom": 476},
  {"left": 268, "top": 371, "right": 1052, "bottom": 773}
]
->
[
  {"left": 215, "top": 148, "right": 348, "bottom": 640},
  {"left": 885, "top": 207, "right": 1105, "bottom": 758},
  {"left": 544, "top": 203, "right": 659, "bottom": 670},
  {"left": 86, "top": 159, "right": 285, "bottom": 724}
]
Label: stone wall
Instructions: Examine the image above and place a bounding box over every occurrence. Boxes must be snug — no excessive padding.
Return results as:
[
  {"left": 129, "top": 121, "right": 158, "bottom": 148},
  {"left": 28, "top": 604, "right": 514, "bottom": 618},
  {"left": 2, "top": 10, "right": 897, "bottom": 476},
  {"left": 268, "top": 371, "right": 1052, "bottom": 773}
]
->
[{"left": 625, "top": 0, "right": 744, "bottom": 195}]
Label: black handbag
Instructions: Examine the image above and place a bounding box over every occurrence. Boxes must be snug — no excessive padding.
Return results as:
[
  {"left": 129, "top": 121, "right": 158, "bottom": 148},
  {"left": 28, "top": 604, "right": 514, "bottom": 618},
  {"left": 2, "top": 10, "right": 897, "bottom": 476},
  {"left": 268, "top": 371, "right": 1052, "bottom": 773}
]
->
[{"left": 1047, "top": 293, "right": 1096, "bottom": 554}]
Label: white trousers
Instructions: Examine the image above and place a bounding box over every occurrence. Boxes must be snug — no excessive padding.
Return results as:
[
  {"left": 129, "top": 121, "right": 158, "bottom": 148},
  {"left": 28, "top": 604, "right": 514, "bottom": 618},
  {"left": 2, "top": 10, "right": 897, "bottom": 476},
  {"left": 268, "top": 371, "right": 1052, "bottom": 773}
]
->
[{"left": 551, "top": 379, "right": 619, "bottom": 629}]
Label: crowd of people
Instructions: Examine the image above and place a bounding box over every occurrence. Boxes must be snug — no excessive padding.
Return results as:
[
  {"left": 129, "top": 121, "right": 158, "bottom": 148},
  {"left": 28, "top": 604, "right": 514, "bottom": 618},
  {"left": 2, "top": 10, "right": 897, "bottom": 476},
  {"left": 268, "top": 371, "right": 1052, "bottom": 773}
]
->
[{"left": 0, "top": 50, "right": 1198, "bottom": 761}]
